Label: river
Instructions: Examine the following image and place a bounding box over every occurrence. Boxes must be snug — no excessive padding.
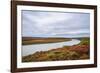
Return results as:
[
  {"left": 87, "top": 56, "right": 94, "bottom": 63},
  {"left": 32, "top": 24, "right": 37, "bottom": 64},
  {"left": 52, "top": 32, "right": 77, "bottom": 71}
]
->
[{"left": 22, "top": 39, "right": 80, "bottom": 56}]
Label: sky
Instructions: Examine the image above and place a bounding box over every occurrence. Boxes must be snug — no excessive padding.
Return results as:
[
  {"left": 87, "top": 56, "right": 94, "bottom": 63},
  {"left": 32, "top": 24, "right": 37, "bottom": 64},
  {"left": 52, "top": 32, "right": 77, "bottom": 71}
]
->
[{"left": 22, "top": 10, "right": 90, "bottom": 38}]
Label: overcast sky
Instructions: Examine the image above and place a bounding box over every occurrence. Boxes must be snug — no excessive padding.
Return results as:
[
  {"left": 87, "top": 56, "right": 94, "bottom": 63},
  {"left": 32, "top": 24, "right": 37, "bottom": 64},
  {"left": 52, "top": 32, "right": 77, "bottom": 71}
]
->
[{"left": 22, "top": 10, "right": 90, "bottom": 38}]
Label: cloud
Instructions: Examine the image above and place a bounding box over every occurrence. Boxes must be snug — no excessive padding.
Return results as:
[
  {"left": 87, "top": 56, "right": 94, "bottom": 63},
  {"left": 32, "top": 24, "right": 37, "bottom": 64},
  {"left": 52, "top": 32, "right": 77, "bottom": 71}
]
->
[{"left": 22, "top": 10, "right": 90, "bottom": 38}]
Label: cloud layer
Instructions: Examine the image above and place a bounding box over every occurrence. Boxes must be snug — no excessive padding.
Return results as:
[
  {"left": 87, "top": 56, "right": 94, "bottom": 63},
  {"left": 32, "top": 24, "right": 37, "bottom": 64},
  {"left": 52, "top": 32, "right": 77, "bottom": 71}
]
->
[{"left": 22, "top": 10, "right": 90, "bottom": 38}]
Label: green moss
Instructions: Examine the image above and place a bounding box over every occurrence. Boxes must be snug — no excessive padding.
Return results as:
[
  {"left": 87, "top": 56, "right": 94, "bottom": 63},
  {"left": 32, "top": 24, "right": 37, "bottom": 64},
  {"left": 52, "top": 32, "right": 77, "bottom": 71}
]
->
[{"left": 78, "top": 38, "right": 90, "bottom": 45}]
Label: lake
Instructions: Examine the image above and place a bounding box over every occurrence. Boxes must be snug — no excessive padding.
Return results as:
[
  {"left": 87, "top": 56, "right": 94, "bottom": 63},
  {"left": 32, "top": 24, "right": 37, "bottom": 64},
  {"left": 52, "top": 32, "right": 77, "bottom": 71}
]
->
[{"left": 22, "top": 39, "right": 80, "bottom": 56}]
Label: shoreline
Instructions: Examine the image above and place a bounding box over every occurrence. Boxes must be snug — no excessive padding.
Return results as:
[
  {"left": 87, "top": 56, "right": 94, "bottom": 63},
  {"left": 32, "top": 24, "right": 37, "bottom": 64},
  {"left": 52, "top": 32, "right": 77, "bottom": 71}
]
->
[
  {"left": 22, "top": 38, "right": 71, "bottom": 45},
  {"left": 22, "top": 39, "right": 80, "bottom": 56},
  {"left": 22, "top": 38, "right": 90, "bottom": 62}
]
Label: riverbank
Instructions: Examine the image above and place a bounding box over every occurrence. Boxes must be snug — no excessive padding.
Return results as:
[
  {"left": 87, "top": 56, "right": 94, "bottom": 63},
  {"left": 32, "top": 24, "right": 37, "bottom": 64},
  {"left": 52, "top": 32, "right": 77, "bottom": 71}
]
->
[
  {"left": 22, "top": 38, "right": 90, "bottom": 62},
  {"left": 22, "top": 37, "right": 71, "bottom": 45},
  {"left": 22, "top": 39, "right": 80, "bottom": 56}
]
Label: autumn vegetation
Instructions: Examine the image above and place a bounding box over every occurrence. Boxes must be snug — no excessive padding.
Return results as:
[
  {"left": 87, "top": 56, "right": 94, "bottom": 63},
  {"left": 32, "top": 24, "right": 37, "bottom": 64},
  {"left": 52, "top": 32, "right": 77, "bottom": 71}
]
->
[{"left": 22, "top": 38, "right": 90, "bottom": 62}]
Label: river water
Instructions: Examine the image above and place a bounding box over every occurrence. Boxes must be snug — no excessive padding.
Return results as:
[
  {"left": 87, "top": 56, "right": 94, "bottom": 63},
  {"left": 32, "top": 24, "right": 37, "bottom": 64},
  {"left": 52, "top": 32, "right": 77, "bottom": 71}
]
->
[{"left": 22, "top": 39, "right": 80, "bottom": 56}]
